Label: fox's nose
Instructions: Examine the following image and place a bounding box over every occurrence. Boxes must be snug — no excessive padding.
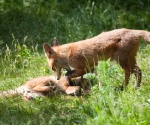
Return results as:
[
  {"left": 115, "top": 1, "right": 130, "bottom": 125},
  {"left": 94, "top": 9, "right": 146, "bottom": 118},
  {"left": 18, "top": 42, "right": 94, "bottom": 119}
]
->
[{"left": 57, "top": 74, "right": 61, "bottom": 80}]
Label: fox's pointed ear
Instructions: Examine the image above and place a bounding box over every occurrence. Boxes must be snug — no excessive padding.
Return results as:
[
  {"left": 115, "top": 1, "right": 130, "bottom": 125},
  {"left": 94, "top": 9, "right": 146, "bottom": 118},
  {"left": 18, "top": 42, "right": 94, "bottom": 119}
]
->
[
  {"left": 43, "top": 43, "right": 53, "bottom": 56},
  {"left": 52, "top": 37, "right": 59, "bottom": 46}
]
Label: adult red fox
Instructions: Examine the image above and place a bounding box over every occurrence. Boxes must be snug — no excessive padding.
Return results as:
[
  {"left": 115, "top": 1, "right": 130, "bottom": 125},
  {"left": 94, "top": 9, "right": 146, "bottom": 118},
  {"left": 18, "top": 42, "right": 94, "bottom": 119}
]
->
[
  {"left": 43, "top": 28, "right": 150, "bottom": 89},
  {"left": 0, "top": 76, "right": 87, "bottom": 101}
]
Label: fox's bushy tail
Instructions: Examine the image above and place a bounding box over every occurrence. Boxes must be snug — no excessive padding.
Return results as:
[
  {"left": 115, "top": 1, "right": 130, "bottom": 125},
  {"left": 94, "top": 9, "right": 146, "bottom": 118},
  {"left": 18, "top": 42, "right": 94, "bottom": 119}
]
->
[
  {"left": 0, "top": 90, "right": 18, "bottom": 98},
  {"left": 134, "top": 30, "right": 150, "bottom": 44},
  {"left": 0, "top": 88, "right": 23, "bottom": 98}
]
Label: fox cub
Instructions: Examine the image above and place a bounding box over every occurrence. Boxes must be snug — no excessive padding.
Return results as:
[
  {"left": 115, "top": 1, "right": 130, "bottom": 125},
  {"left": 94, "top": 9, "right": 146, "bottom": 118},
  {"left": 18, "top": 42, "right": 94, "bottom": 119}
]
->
[
  {"left": 43, "top": 28, "right": 150, "bottom": 89},
  {"left": 0, "top": 76, "right": 88, "bottom": 101}
]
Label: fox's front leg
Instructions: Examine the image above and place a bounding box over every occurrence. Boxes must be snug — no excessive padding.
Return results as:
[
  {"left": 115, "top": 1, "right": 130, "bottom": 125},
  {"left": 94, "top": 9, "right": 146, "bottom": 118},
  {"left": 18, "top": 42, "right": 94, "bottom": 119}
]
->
[
  {"left": 65, "top": 69, "right": 86, "bottom": 86},
  {"left": 65, "top": 70, "right": 76, "bottom": 86}
]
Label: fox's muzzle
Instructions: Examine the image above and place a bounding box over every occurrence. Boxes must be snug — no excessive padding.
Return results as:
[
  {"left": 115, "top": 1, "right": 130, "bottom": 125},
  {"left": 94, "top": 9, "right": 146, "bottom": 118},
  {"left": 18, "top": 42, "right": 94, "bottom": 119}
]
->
[
  {"left": 56, "top": 68, "right": 62, "bottom": 80},
  {"left": 57, "top": 75, "right": 61, "bottom": 80}
]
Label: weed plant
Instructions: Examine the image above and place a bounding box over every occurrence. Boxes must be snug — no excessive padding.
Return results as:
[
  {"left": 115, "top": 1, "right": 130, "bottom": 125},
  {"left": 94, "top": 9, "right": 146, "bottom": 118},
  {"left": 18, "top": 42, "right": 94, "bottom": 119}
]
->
[{"left": 0, "top": 0, "right": 150, "bottom": 125}]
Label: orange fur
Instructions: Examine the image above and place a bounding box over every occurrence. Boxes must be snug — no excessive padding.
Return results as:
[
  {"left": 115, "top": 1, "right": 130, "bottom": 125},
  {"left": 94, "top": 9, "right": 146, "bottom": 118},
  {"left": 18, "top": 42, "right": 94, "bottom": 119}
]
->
[
  {"left": 43, "top": 28, "right": 150, "bottom": 89},
  {"left": 0, "top": 76, "right": 87, "bottom": 100}
]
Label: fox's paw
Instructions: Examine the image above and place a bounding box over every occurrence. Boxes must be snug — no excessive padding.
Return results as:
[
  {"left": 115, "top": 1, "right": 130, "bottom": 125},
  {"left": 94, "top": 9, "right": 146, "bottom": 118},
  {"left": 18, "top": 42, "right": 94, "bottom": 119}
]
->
[{"left": 65, "top": 86, "right": 81, "bottom": 96}]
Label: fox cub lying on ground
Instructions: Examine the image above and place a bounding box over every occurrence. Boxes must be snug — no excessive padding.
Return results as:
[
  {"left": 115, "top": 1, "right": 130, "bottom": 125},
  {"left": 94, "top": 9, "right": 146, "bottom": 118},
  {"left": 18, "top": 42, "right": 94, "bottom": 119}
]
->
[
  {"left": 43, "top": 28, "right": 150, "bottom": 89},
  {"left": 0, "top": 76, "right": 88, "bottom": 101}
]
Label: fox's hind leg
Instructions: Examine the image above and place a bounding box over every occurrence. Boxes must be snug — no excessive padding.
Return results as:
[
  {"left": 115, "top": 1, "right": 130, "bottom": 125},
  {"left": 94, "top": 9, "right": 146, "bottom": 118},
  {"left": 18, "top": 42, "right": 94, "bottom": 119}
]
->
[
  {"left": 119, "top": 56, "right": 141, "bottom": 90},
  {"left": 128, "top": 56, "right": 142, "bottom": 89},
  {"left": 132, "top": 65, "right": 142, "bottom": 89},
  {"left": 121, "top": 67, "right": 131, "bottom": 90},
  {"left": 118, "top": 59, "right": 132, "bottom": 90},
  {"left": 33, "top": 85, "right": 51, "bottom": 92}
]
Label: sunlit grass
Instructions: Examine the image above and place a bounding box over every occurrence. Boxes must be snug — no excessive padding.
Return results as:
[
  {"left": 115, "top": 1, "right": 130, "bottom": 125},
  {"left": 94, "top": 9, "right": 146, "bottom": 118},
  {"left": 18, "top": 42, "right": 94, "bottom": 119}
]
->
[
  {"left": 1, "top": 0, "right": 150, "bottom": 124},
  {"left": 1, "top": 36, "right": 150, "bottom": 124}
]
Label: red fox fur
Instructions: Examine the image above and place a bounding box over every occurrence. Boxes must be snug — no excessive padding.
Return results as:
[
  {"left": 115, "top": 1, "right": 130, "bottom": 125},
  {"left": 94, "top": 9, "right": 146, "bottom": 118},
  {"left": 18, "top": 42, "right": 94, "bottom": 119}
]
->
[
  {"left": 0, "top": 76, "right": 87, "bottom": 101},
  {"left": 43, "top": 28, "right": 150, "bottom": 89}
]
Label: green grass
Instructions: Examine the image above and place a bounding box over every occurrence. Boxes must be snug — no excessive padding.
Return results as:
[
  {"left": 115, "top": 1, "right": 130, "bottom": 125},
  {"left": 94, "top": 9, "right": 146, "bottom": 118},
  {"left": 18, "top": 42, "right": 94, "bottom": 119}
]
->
[{"left": 1, "top": 0, "right": 150, "bottom": 125}]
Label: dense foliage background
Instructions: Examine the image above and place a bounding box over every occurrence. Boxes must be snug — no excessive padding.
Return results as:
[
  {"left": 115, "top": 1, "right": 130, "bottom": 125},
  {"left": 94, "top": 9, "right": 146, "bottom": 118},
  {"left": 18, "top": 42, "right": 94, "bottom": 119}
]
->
[
  {"left": 0, "top": 0, "right": 150, "bottom": 125},
  {"left": 1, "top": 0, "right": 150, "bottom": 49}
]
